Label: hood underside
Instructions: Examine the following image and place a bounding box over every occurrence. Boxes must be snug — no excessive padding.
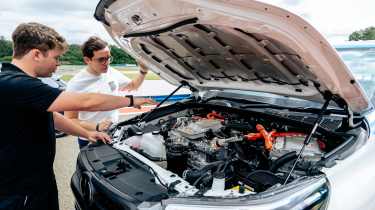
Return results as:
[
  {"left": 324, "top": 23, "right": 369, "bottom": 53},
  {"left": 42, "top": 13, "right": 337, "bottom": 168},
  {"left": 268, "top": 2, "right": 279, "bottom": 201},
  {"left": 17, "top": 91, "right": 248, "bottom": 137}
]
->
[{"left": 95, "top": 0, "right": 369, "bottom": 112}]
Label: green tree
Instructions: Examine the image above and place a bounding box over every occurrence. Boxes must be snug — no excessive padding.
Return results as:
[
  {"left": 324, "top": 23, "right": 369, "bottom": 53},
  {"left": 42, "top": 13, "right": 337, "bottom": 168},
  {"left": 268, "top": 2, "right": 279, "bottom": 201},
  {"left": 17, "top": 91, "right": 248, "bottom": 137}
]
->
[
  {"left": 0, "top": 55, "right": 12, "bottom": 62},
  {"left": 0, "top": 36, "right": 13, "bottom": 59},
  {"left": 110, "top": 45, "right": 136, "bottom": 64},
  {"left": 60, "top": 44, "right": 83, "bottom": 65},
  {"left": 0, "top": 37, "right": 136, "bottom": 64},
  {"left": 349, "top": 27, "right": 375, "bottom": 41}
]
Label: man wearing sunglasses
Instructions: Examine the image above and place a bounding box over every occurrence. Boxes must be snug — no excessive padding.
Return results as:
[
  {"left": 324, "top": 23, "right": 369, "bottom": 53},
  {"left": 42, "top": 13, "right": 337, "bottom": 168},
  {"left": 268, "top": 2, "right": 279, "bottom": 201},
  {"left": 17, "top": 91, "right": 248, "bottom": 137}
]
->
[{"left": 66, "top": 36, "right": 149, "bottom": 148}]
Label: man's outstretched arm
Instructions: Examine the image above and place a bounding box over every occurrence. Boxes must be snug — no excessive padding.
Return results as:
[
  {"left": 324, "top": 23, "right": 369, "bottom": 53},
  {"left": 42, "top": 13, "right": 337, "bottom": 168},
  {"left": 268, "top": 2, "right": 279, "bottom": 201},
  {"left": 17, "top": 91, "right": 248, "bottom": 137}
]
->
[
  {"left": 53, "top": 112, "right": 111, "bottom": 143},
  {"left": 120, "top": 61, "right": 148, "bottom": 91},
  {"left": 64, "top": 110, "right": 113, "bottom": 132},
  {"left": 48, "top": 91, "right": 155, "bottom": 112}
]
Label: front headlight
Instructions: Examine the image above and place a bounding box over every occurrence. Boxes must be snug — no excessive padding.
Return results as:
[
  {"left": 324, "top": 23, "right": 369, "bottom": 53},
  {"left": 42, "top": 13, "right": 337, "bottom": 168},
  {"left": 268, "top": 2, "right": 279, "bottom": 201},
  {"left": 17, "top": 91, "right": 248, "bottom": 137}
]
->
[
  {"left": 164, "top": 176, "right": 329, "bottom": 210},
  {"left": 292, "top": 188, "right": 329, "bottom": 210}
]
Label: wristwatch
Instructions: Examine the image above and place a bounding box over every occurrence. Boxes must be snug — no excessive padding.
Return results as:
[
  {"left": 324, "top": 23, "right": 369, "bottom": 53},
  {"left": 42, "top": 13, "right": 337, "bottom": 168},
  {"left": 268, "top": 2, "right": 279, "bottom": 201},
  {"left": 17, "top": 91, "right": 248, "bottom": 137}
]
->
[
  {"left": 125, "top": 95, "right": 134, "bottom": 107},
  {"left": 139, "top": 70, "right": 148, "bottom": 75}
]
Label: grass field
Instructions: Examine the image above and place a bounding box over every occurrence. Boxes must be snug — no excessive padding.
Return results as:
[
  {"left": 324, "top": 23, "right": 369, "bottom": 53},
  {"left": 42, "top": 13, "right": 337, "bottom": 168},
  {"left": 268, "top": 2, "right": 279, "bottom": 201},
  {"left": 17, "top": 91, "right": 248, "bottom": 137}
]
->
[
  {"left": 58, "top": 65, "right": 160, "bottom": 81},
  {"left": 60, "top": 75, "right": 74, "bottom": 81}
]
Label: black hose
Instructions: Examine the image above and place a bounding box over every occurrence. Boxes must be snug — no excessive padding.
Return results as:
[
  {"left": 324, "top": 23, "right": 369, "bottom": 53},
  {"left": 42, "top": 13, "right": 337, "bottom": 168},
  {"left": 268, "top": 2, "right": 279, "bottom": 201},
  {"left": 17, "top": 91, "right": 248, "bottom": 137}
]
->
[
  {"left": 193, "top": 172, "right": 209, "bottom": 186},
  {"left": 185, "top": 161, "right": 224, "bottom": 180},
  {"left": 234, "top": 142, "right": 247, "bottom": 160},
  {"left": 247, "top": 170, "right": 276, "bottom": 178},
  {"left": 270, "top": 151, "right": 297, "bottom": 172},
  {"left": 193, "top": 159, "right": 235, "bottom": 186},
  {"left": 219, "top": 161, "right": 230, "bottom": 173}
]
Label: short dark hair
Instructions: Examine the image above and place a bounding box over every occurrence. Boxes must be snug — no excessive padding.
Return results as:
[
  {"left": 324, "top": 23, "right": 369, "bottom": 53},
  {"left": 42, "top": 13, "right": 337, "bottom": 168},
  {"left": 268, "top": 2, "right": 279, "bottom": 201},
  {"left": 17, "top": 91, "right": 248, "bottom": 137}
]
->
[
  {"left": 11, "top": 22, "right": 68, "bottom": 59},
  {"left": 81, "top": 36, "right": 108, "bottom": 58}
]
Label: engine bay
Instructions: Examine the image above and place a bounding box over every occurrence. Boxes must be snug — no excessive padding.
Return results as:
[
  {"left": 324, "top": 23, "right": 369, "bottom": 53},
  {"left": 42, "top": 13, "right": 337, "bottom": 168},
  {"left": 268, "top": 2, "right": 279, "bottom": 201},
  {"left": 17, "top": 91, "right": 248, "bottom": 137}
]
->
[{"left": 109, "top": 103, "right": 355, "bottom": 197}]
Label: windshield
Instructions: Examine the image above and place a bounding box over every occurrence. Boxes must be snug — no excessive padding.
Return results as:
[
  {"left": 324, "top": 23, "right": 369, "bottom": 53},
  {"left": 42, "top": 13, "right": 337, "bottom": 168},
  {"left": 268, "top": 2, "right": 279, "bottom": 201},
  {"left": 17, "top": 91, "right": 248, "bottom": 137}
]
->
[{"left": 336, "top": 45, "right": 375, "bottom": 99}]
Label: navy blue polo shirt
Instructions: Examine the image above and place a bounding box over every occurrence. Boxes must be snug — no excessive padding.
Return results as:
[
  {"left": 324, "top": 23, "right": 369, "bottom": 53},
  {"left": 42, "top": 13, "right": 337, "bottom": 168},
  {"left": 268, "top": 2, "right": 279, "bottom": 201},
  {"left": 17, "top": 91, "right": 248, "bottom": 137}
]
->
[{"left": 0, "top": 63, "right": 62, "bottom": 195}]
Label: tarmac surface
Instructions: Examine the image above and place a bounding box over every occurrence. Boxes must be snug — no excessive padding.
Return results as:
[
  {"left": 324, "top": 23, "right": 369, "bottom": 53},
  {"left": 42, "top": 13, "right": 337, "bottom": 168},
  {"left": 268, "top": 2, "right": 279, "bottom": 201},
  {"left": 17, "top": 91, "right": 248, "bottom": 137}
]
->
[{"left": 54, "top": 135, "right": 79, "bottom": 210}]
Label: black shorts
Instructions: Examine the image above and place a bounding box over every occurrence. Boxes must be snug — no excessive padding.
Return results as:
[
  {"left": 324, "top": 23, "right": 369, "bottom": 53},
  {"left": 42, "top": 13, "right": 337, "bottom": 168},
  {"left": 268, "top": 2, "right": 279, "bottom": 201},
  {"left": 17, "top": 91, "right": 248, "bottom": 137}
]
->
[{"left": 0, "top": 180, "right": 59, "bottom": 210}]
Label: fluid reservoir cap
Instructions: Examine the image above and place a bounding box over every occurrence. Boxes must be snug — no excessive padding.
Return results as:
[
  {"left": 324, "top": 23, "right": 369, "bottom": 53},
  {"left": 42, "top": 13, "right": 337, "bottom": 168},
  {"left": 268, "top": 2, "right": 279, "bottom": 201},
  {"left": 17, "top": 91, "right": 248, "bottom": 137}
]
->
[
  {"left": 136, "top": 131, "right": 143, "bottom": 136},
  {"left": 152, "top": 130, "right": 160, "bottom": 135}
]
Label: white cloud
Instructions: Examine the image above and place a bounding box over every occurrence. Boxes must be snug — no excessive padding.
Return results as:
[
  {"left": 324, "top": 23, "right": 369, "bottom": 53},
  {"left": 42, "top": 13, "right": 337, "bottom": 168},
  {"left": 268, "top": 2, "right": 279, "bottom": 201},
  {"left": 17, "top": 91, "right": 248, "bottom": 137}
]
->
[
  {"left": 0, "top": 0, "right": 374, "bottom": 44},
  {"left": 0, "top": 0, "right": 111, "bottom": 44},
  {"left": 259, "top": 0, "right": 375, "bottom": 42}
]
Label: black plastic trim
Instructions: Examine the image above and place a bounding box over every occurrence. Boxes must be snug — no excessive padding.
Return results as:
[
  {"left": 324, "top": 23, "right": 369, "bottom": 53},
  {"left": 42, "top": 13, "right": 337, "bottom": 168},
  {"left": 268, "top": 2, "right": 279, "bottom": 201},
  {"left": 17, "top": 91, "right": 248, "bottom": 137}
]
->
[
  {"left": 94, "top": 0, "right": 116, "bottom": 26},
  {"left": 123, "top": 17, "right": 198, "bottom": 38}
]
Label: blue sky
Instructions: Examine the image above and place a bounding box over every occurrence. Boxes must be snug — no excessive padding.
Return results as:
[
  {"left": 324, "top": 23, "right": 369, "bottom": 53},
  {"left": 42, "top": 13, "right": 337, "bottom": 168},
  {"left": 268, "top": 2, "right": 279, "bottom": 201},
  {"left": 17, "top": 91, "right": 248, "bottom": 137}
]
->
[{"left": 0, "top": 0, "right": 373, "bottom": 44}]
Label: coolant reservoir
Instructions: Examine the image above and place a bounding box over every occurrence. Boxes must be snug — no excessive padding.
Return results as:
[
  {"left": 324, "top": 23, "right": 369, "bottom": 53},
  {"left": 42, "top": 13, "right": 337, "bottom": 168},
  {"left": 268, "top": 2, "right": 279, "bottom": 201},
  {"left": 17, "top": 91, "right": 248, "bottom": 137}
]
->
[{"left": 124, "top": 132, "right": 166, "bottom": 160}]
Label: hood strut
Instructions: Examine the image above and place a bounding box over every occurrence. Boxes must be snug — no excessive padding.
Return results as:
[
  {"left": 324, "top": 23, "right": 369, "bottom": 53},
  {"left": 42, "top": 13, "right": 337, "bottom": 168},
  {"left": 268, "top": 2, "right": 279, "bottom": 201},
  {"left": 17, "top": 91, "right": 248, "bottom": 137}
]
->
[
  {"left": 283, "top": 91, "right": 333, "bottom": 185},
  {"left": 313, "top": 81, "right": 356, "bottom": 128},
  {"left": 137, "top": 81, "right": 196, "bottom": 124}
]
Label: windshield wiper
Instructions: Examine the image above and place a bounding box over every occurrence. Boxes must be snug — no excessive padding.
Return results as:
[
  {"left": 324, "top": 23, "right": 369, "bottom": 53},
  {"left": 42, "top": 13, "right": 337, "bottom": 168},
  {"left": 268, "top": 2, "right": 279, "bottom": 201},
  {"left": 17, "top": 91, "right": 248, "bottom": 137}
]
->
[
  {"left": 205, "top": 95, "right": 346, "bottom": 115},
  {"left": 203, "top": 96, "right": 265, "bottom": 105},
  {"left": 240, "top": 103, "right": 346, "bottom": 115}
]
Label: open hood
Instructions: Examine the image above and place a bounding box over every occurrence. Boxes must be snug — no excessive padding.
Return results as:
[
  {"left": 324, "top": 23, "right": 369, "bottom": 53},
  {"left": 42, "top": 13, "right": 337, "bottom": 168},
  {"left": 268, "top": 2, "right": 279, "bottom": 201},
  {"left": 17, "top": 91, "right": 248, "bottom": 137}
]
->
[{"left": 95, "top": 0, "right": 369, "bottom": 112}]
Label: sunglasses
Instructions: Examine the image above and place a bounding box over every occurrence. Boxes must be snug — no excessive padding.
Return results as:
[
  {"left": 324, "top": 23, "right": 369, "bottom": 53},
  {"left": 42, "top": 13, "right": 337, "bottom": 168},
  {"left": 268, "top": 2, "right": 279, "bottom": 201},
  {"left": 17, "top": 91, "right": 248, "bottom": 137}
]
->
[{"left": 92, "top": 56, "right": 113, "bottom": 64}]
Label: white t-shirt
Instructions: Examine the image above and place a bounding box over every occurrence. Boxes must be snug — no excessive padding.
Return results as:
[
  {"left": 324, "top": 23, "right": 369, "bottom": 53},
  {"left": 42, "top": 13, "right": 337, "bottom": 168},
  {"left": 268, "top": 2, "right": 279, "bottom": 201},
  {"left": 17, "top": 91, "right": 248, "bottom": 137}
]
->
[{"left": 66, "top": 66, "right": 131, "bottom": 124}]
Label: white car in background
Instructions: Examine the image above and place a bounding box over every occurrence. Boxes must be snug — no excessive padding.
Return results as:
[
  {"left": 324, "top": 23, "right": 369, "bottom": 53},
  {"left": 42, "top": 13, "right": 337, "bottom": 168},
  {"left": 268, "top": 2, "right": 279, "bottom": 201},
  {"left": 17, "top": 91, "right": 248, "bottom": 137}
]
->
[
  {"left": 71, "top": 1, "right": 375, "bottom": 210},
  {"left": 40, "top": 76, "right": 68, "bottom": 138},
  {"left": 335, "top": 41, "right": 375, "bottom": 104}
]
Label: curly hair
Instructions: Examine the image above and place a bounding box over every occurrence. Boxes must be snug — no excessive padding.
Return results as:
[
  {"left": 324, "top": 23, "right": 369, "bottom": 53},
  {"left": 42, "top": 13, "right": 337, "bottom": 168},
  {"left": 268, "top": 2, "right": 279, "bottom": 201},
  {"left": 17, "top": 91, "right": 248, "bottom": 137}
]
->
[{"left": 12, "top": 22, "right": 68, "bottom": 58}]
